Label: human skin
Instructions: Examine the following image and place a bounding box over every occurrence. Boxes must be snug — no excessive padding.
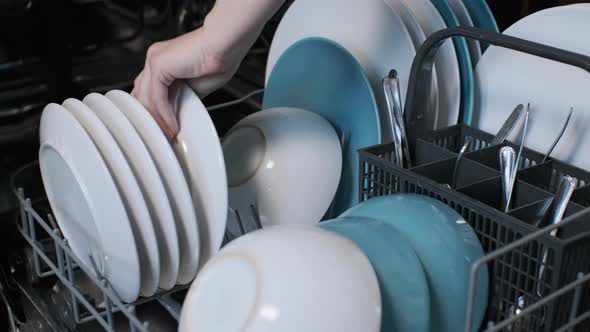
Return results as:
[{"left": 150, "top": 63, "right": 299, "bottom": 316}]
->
[{"left": 132, "top": 0, "right": 287, "bottom": 139}]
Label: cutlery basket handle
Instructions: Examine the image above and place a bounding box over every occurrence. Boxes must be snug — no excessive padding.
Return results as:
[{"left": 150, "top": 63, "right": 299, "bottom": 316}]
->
[{"left": 405, "top": 26, "right": 590, "bottom": 150}]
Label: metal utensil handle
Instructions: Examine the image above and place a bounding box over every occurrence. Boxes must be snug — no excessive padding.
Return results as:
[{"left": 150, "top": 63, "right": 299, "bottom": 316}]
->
[
  {"left": 404, "top": 27, "right": 590, "bottom": 151},
  {"left": 382, "top": 77, "right": 404, "bottom": 166},
  {"left": 536, "top": 176, "right": 578, "bottom": 297},
  {"left": 499, "top": 146, "right": 517, "bottom": 212},
  {"left": 388, "top": 70, "right": 412, "bottom": 168}
]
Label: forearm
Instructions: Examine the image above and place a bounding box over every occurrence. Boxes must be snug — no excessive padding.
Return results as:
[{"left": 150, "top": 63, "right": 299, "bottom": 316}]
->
[{"left": 201, "top": 0, "right": 287, "bottom": 62}]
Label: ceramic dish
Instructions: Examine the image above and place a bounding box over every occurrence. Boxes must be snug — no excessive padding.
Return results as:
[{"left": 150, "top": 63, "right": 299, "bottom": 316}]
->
[
  {"left": 263, "top": 37, "right": 380, "bottom": 216},
  {"left": 179, "top": 226, "right": 381, "bottom": 332},
  {"left": 223, "top": 107, "right": 342, "bottom": 234},
  {"left": 385, "top": 0, "right": 439, "bottom": 127},
  {"left": 431, "top": 0, "right": 474, "bottom": 125},
  {"left": 341, "top": 194, "right": 488, "bottom": 331},
  {"left": 474, "top": 5, "right": 590, "bottom": 171},
  {"left": 461, "top": 0, "right": 499, "bottom": 52},
  {"left": 265, "top": 0, "right": 417, "bottom": 143},
  {"left": 401, "top": 0, "right": 461, "bottom": 128},
  {"left": 106, "top": 90, "right": 200, "bottom": 285},
  {"left": 61, "top": 98, "right": 160, "bottom": 297},
  {"left": 448, "top": 0, "right": 482, "bottom": 65},
  {"left": 83, "top": 93, "right": 180, "bottom": 290},
  {"left": 321, "top": 216, "right": 430, "bottom": 332},
  {"left": 39, "top": 104, "right": 141, "bottom": 302},
  {"left": 169, "top": 83, "right": 227, "bottom": 267}
]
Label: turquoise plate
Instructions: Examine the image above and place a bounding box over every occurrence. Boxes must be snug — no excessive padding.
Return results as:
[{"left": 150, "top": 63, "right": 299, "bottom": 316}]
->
[
  {"left": 263, "top": 37, "right": 380, "bottom": 216},
  {"left": 341, "top": 194, "right": 488, "bottom": 332},
  {"left": 321, "top": 216, "right": 430, "bottom": 332},
  {"left": 461, "top": 0, "right": 499, "bottom": 52},
  {"left": 431, "top": 0, "right": 474, "bottom": 125}
]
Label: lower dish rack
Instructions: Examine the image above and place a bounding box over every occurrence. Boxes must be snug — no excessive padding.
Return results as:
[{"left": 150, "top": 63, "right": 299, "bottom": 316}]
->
[{"left": 360, "top": 124, "right": 590, "bottom": 331}]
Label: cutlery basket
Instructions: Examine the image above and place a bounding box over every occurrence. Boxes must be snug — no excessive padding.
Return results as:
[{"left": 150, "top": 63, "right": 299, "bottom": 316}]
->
[{"left": 359, "top": 28, "right": 590, "bottom": 331}]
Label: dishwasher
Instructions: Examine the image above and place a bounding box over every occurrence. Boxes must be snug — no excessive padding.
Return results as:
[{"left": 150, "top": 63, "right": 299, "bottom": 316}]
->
[{"left": 0, "top": 1, "right": 287, "bottom": 330}]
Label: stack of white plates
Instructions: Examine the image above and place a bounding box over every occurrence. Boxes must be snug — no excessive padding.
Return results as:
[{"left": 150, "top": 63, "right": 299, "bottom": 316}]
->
[{"left": 38, "top": 83, "right": 227, "bottom": 302}]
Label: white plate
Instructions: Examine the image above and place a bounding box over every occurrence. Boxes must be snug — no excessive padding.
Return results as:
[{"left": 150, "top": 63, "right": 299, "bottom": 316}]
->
[
  {"left": 83, "top": 93, "right": 180, "bottom": 290},
  {"left": 106, "top": 90, "right": 200, "bottom": 285},
  {"left": 39, "top": 104, "right": 141, "bottom": 302},
  {"left": 386, "top": 0, "right": 439, "bottom": 126},
  {"left": 61, "top": 98, "right": 160, "bottom": 297},
  {"left": 401, "top": 0, "right": 461, "bottom": 128},
  {"left": 266, "top": 0, "right": 417, "bottom": 142},
  {"left": 170, "top": 83, "right": 227, "bottom": 267},
  {"left": 448, "top": 0, "right": 482, "bottom": 65},
  {"left": 474, "top": 5, "right": 590, "bottom": 171}
]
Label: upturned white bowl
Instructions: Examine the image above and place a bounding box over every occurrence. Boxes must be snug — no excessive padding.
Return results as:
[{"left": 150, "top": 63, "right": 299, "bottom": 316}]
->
[
  {"left": 178, "top": 225, "right": 381, "bottom": 332},
  {"left": 223, "top": 107, "right": 342, "bottom": 233}
]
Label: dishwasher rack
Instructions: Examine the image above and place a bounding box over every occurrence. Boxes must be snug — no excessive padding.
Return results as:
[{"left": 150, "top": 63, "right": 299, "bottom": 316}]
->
[
  {"left": 9, "top": 87, "right": 264, "bottom": 331},
  {"left": 12, "top": 165, "right": 259, "bottom": 332}
]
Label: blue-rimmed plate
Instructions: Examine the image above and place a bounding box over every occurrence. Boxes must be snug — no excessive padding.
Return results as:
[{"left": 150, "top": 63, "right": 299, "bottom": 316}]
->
[
  {"left": 263, "top": 37, "right": 380, "bottom": 216},
  {"left": 341, "top": 194, "right": 488, "bottom": 331},
  {"left": 461, "top": 0, "right": 499, "bottom": 51},
  {"left": 431, "top": 0, "right": 474, "bottom": 125}
]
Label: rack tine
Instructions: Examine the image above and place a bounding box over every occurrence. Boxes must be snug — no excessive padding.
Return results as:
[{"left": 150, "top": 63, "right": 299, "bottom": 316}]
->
[
  {"left": 250, "top": 204, "right": 263, "bottom": 230},
  {"left": 64, "top": 239, "right": 81, "bottom": 323},
  {"left": 18, "top": 188, "right": 27, "bottom": 231},
  {"left": 47, "top": 213, "right": 59, "bottom": 231},
  {"left": 53, "top": 229, "right": 65, "bottom": 275},
  {"left": 25, "top": 198, "right": 41, "bottom": 278},
  {"left": 234, "top": 208, "right": 246, "bottom": 235},
  {"left": 128, "top": 305, "right": 137, "bottom": 332},
  {"left": 102, "top": 279, "right": 114, "bottom": 329}
]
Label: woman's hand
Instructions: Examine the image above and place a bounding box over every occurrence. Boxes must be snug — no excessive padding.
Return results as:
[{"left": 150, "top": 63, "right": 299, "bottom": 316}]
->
[{"left": 132, "top": 0, "right": 286, "bottom": 139}]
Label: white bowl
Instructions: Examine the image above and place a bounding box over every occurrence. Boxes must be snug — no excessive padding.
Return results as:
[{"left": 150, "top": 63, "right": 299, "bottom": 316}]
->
[
  {"left": 223, "top": 107, "right": 342, "bottom": 233},
  {"left": 178, "top": 225, "right": 381, "bottom": 332}
]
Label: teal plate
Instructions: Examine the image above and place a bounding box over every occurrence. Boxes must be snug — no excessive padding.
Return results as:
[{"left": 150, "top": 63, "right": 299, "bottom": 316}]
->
[
  {"left": 341, "top": 194, "right": 488, "bottom": 332},
  {"left": 431, "top": 0, "right": 474, "bottom": 125},
  {"left": 263, "top": 37, "right": 380, "bottom": 216},
  {"left": 462, "top": 0, "right": 499, "bottom": 52},
  {"left": 321, "top": 216, "right": 430, "bottom": 332}
]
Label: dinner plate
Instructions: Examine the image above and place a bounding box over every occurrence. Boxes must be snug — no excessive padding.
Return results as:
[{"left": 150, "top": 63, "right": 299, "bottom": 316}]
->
[
  {"left": 385, "top": 0, "right": 439, "bottom": 126},
  {"left": 263, "top": 37, "right": 380, "bottom": 216},
  {"left": 39, "top": 104, "right": 141, "bottom": 302},
  {"left": 402, "top": 0, "right": 461, "bottom": 128},
  {"left": 266, "top": 0, "right": 416, "bottom": 142},
  {"left": 169, "top": 83, "right": 227, "bottom": 267},
  {"left": 83, "top": 93, "right": 180, "bottom": 290},
  {"left": 448, "top": 0, "right": 482, "bottom": 65},
  {"left": 61, "top": 98, "right": 160, "bottom": 297},
  {"left": 106, "top": 90, "right": 200, "bottom": 285},
  {"left": 431, "top": 0, "right": 474, "bottom": 125},
  {"left": 474, "top": 5, "right": 590, "bottom": 171},
  {"left": 461, "top": 0, "right": 499, "bottom": 52},
  {"left": 341, "top": 194, "right": 488, "bottom": 331},
  {"left": 321, "top": 217, "right": 430, "bottom": 331}
]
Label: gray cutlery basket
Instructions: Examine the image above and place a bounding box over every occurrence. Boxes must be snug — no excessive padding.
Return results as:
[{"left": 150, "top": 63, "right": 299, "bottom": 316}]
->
[{"left": 358, "top": 27, "right": 590, "bottom": 331}]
